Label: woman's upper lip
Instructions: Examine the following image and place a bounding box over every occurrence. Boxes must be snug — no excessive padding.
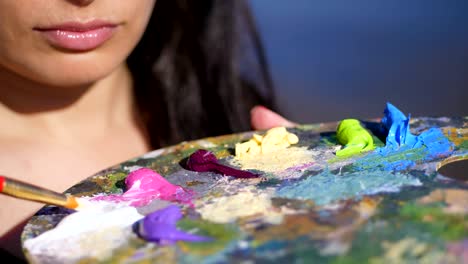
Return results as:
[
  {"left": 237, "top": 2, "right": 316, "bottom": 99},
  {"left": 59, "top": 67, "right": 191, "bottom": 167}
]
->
[{"left": 34, "top": 20, "right": 119, "bottom": 32}]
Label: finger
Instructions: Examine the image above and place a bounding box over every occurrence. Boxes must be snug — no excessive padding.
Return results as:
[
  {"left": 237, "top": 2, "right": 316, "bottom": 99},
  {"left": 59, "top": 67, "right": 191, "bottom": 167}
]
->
[{"left": 250, "top": 105, "right": 297, "bottom": 130}]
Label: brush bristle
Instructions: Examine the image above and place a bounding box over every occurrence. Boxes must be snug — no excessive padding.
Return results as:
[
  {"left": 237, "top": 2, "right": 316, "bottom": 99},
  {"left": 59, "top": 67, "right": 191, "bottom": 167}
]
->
[{"left": 65, "top": 196, "right": 79, "bottom": 209}]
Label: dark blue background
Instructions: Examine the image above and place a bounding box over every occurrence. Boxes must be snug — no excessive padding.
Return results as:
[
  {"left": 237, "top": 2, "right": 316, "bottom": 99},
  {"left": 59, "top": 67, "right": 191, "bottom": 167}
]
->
[{"left": 251, "top": 0, "right": 468, "bottom": 123}]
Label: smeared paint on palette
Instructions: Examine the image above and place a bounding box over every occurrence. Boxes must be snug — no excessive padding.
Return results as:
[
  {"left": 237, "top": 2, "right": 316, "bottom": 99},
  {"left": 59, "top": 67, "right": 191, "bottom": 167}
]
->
[{"left": 22, "top": 105, "right": 467, "bottom": 263}]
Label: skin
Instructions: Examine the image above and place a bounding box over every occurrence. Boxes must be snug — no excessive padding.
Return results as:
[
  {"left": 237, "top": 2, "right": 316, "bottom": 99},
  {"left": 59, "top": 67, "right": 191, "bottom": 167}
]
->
[
  {"left": 0, "top": 0, "right": 156, "bottom": 257},
  {"left": 250, "top": 105, "right": 296, "bottom": 130},
  {"left": 0, "top": 0, "right": 292, "bottom": 258}
]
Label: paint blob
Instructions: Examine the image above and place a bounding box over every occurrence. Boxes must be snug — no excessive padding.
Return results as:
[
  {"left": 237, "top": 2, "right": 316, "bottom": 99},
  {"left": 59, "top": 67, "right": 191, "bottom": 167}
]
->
[
  {"left": 381, "top": 102, "right": 454, "bottom": 155},
  {"left": 382, "top": 102, "right": 418, "bottom": 148},
  {"left": 187, "top": 149, "right": 259, "bottom": 178},
  {"left": 235, "top": 127, "right": 299, "bottom": 158},
  {"left": 136, "top": 205, "right": 211, "bottom": 245},
  {"left": 233, "top": 146, "right": 317, "bottom": 173},
  {"left": 352, "top": 103, "right": 454, "bottom": 171},
  {"left": 378, "top": 128, "right": 452, "bottom": 168},
  {"left": 276, "top": 170, "right": 421, "bottom": 205},
  {"left": 336, "top": 119, "right": 375, "bottom": 157},
  {"left": 24, "top": 202, "right": 144, "bottom": 263},
  {"left": 92, "top": 168, "right": 193, "bottom": 206}
]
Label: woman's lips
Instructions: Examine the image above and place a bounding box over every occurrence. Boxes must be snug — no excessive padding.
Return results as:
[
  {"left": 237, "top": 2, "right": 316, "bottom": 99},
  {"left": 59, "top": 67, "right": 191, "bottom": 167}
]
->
[{"left": 35, "top": 21, "right": 119, "bottom": 52}]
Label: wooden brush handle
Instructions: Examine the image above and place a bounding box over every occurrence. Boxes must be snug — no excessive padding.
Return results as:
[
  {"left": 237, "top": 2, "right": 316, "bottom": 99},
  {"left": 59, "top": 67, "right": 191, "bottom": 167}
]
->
[{"left": 0, "top": 175, "right": 77, "bottom": 208}]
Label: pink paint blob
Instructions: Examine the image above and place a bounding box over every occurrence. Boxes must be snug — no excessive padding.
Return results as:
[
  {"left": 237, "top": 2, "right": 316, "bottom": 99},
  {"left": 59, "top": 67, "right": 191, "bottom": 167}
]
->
[{"left": 92, "top": 168, "right": 193, "bottom": 206}]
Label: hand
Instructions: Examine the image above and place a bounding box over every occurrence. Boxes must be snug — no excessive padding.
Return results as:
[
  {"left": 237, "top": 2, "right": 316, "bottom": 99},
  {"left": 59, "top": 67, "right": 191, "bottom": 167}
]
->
[{"left": 250, "top": 105, "right": 297, "bottom": 130}]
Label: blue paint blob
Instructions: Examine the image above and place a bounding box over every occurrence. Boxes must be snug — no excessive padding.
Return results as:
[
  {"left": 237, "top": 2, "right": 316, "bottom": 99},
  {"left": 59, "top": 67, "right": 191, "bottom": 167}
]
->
[
  {"left": 275, "top": 170, "right": 421, "bottom": 206},
  {"left": 353, "top": 103, "right": 455, "bottom": 171},
  {"left": 136, "top": 205, "right": 212, "bottom": 245},
  {"left": 382, "top": 102, "right": 418, "bottom": 148}
]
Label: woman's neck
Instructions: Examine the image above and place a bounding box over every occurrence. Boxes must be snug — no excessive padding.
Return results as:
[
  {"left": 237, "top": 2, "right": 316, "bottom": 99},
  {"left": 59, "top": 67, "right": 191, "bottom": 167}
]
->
[{"left": 0, "top": 64, "right": 137, "bottom": 142}]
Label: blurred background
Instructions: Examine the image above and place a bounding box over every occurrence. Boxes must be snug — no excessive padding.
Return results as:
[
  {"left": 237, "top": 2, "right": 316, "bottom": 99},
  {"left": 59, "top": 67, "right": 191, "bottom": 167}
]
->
[{"left": 250, "top": 0, "right": 468, "bottom": 123}]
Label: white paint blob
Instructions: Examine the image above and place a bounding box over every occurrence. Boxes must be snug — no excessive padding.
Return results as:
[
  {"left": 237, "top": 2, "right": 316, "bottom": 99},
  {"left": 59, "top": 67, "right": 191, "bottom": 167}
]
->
[{"left": 24, "top": 201, "right": 143, "bottom": 263}]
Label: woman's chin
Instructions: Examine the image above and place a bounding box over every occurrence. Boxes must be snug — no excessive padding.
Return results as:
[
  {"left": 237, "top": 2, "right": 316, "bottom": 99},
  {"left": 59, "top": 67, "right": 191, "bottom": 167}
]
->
[
  {"left": 0, "top": 45, "right": 128, "bottom": 89},
  {"left": 42, "top": 70, "right": 114, "bottom": 88},
  {"left": 19, "top": 59, "right": 125, "bottom": 89}
]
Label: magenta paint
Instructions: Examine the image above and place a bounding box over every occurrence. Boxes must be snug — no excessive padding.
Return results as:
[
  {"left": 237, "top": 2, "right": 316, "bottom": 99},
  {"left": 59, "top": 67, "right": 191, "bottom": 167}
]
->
[
  {"left": 187, "top": 149, "right": 259, "bottom": 179},
  {"left": 92, "top": 168, "right": 193, "bottom": 206}
]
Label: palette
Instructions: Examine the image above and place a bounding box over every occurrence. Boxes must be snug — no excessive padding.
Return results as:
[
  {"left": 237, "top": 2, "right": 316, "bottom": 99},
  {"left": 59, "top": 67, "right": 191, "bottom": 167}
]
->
[{"left": 22, "top": 115, "right": 467, "bottom": 263}]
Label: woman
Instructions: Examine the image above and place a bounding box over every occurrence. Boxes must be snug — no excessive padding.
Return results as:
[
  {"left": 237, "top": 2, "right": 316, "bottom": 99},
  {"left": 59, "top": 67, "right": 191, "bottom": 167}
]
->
[{"left": 0, "top": 0, "right": 293, "bottom": 259}]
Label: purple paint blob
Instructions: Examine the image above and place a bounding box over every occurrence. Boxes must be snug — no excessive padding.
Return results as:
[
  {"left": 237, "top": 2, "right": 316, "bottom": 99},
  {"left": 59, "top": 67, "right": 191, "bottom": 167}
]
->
[
  {"left": 92, "top": 168, "right": 193, "bottom": 206},
  {"left": 136, "top": 205, "right": 211, "bottom": 245},
  {"left": 187, "top": 149, "right": 259, "bottom": 179}
]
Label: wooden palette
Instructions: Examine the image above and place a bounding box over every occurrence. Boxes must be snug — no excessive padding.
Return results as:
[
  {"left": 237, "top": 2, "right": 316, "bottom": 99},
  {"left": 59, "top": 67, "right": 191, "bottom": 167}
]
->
[{"left": 22, "top": 117, "right": 467, "bottom": 263}]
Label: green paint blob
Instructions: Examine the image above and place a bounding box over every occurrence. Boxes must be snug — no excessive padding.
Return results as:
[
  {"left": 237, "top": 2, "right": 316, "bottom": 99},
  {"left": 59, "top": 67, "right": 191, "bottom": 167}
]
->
[{"left": 336, "top": 119, "right": 375, "bottom": 157}]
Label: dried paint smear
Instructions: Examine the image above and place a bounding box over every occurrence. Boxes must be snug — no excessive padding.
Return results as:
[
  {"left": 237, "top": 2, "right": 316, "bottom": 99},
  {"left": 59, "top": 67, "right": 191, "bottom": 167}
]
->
[
  {"left": 276, "top": 170, "right": 422, "bottom": 205},
  {"left": 195, "top": 186, "right": 283, "bottom": 224}
]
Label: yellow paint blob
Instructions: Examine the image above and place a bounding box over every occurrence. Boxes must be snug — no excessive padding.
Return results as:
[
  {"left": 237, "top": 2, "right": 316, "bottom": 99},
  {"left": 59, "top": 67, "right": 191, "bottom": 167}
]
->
[
  {"left": 235, "top": 127, "right": 299, "bottom": 159},
  {"left": 232, "top": 127, "right": 316, "bottom": 173},
  {"left": 233, "top": 146, "right": 315, "bottom": 173}
]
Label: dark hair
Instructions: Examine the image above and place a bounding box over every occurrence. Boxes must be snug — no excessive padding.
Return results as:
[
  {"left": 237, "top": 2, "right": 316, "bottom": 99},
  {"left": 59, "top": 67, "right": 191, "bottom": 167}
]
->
[{"left": 127, "top": 0, "right": 276, "bottom": 148}]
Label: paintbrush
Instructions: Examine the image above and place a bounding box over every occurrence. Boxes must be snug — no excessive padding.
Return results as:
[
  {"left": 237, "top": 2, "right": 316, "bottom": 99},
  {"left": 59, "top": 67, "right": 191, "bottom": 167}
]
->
[{"left": 0, "top": 175, "right": 80, "bottom": 210}]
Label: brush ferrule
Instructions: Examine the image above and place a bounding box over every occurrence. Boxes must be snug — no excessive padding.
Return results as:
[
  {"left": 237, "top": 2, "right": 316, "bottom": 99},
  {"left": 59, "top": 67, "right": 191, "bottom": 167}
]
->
[{"left": 1, "top": 176, "right": 69, "bottom": 207}]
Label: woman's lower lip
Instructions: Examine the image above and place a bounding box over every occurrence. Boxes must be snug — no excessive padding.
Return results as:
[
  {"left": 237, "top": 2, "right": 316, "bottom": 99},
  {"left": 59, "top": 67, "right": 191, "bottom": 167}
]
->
[{"left": 38, "top": 26, "right": 117, "bottom": 52}]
